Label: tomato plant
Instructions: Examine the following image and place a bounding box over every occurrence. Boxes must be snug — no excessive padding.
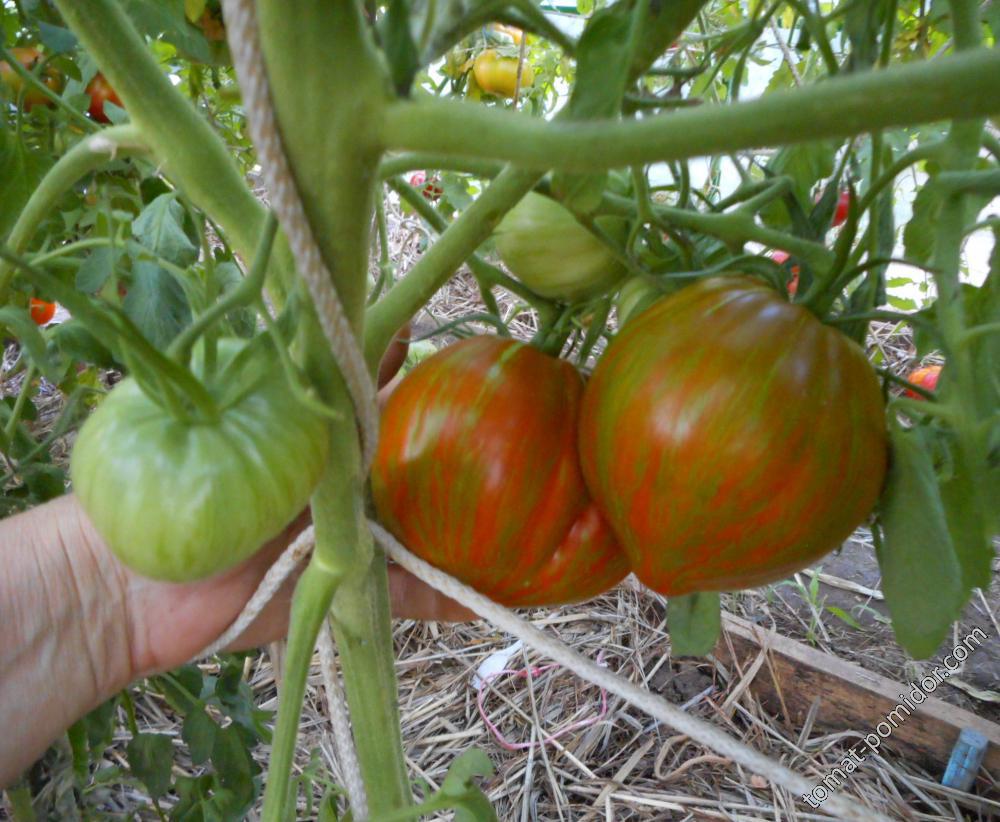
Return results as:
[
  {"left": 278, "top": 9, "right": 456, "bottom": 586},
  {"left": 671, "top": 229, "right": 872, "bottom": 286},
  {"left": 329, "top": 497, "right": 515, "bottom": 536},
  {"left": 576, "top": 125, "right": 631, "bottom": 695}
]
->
[
  {"left": 579, "top": 277, "right": 888, "bottom": 595},
  {"left": 1, "top": 0, "right": 998, "bottom": 817},
  {"left": 85, "top": 73, "right": 123, "bottom": 123},
  {"left": 372, "top": 336, "right": 627, "bottom": 606},
  {"left": 71, "top": 340, "right": 331, "bottom": 582},
  {"left": 472, "top": 49, "right": 533, "bottom": 98}
]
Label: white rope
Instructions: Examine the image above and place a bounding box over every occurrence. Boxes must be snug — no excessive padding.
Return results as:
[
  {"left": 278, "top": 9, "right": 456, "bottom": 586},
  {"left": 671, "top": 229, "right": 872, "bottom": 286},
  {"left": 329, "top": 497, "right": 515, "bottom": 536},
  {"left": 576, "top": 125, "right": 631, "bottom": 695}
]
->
[
  {"left": 319, "top": 621, "right": 369, "bottom": 822},
  {"left": 368, "top": 521, "right": 892, "bottom": 822},
  {"left": 219, "top": 0, "right": 379, "bottom": 470},
  {"left": 195, "top": 525, "right": 315, "bottom": 659}
]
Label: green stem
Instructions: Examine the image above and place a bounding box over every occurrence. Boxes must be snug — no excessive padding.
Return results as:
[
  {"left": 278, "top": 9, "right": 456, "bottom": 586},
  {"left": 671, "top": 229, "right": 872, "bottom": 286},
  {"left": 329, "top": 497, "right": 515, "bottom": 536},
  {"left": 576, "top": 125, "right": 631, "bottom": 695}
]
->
[
  {"left": 3, "top": 784, "right": 36, "bottom": 822},
  {"left": 382, "top": 48, "right": 1000, "bottom": 171},
  {"left": 28, "top": 237, "right": 114, "bottom": 266},
  {"left": 3, "top": 363, "right": 37, "bottom": 446},
  {"left": 0, "top": 125, "right": 147, "bottom": 301},
  {"left": 365, "top": 166, "right": 542, "bottom": 371},
  {"left": 259, "top": 560, "right": 344, "bottom": 820},
  {"left": 387, "top": 176, "right": 553, "bottom": 313}
]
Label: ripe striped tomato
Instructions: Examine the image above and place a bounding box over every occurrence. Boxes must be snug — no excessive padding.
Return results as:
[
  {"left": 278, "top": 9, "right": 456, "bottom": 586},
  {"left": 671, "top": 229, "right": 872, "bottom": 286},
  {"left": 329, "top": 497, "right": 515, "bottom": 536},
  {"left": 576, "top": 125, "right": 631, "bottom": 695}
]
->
[
  {"left": 372, "top": 336, "right": 628, "bottom": 606},
  {"left": 579, "top": 277, "right": 887, "bottom": 595}
]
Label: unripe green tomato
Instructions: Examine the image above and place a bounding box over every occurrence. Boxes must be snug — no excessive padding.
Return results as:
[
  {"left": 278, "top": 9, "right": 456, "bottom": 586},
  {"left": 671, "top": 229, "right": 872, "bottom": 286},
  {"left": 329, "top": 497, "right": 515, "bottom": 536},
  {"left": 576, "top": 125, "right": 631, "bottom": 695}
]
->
[
  {"left": 495, "top": 193, "right": 628, "bottom": 302},
  {"left": 71, "top": 341, "right": 330, "bottom": 582}
]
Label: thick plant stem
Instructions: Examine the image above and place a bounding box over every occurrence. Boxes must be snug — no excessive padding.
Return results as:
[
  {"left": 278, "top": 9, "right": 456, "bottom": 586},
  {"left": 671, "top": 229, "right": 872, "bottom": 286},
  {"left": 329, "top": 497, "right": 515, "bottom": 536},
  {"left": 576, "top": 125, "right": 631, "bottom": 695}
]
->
[
  {"left": 0, "top": 126, "right": 147, "bottom": 300},
  {"left": 382, "top": 48, "right": 1000, "bottom": 171},
  {"left": 365, "top": 166, "right": 542, "bottom": 369},
  {"left": 51, "top": 0, "right": 295, "bottom": 303},
  {"left": 259, "top": 559, "right": 343, "bottom": 820}
]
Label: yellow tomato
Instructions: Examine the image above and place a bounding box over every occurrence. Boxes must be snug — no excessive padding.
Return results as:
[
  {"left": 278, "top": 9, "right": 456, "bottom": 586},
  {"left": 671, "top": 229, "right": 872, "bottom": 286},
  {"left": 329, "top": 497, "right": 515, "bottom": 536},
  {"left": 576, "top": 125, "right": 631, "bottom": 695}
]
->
[
  {"left": 490, "top": 23, "right": 524, "bottom": 44},
  {"left": 472, "top": 49, "right": 533, "bottom": 98},
  {"left": 0, "top": 47, "right": 61, "bottom": 110}
]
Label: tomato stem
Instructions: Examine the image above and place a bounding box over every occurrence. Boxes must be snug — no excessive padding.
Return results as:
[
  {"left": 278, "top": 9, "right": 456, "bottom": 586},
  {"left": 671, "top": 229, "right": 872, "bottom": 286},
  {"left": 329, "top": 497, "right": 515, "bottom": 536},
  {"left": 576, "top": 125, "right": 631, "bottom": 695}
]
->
[
  {"left": 259, "top": 560, "right": 343, "bottom": 821},
  {"left": 381, "top": 48, "right": 1000, "bottom": 171}
]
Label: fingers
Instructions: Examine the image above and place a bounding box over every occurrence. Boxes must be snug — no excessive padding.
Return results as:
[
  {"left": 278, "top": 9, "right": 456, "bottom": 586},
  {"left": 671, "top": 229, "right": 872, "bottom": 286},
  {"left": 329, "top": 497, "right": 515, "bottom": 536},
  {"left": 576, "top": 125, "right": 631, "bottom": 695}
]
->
[{"left": 387, "top": 564, "right": 477, "bottom": 622}]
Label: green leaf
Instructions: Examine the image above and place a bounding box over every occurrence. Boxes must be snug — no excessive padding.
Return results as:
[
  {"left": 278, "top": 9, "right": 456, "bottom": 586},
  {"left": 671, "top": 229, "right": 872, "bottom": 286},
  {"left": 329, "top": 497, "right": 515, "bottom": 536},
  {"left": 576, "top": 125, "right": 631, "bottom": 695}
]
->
[
  {"left": 76, "top": 246, "right": 120, "bottom": 293},
  {"left": 182, "top": 708, "right": 217, "bottom": 766},
  {"left": 126, "top": 733, "right": 174, "bottom": 799},
  {"left": 825, "top": 605, "right": 862, "bottom": 630},
  {"left": 903, "top": 180, "right": 943, "bottom": 265},
  {"left": 441, "top": 749, "right": 497, "bottom": 822},
  {"left": 121, "top": 0, "right": 214, "bottom": 63},
  {"left": 669, "top": 591, "right": 721, "bottom": 656},
  {"left": 82, "top": 697, "right": 118, "bottom": 755},
  {"left": 51, "top": 320, "right": 117, "bottom": 370},
  {"left": 211, "top": 725, "right": 257, "bottom": 808},
  {"left": 132, "top": 193, "right": 198, "bottom": 267},
  {"left": 37, "top": 21, "right": 78, "bottom": 53},
  {"left": 22, "top": 463, "right": 66, "bottom": 502},
  {"left": 877, "top": 424, "right": 966, "bottom": 658},
  {"left": 123, "top": 261, "right": 192, "bottom": 350},
  {"left": 0, "top": 124, "right": 53, "bottom": 242}
]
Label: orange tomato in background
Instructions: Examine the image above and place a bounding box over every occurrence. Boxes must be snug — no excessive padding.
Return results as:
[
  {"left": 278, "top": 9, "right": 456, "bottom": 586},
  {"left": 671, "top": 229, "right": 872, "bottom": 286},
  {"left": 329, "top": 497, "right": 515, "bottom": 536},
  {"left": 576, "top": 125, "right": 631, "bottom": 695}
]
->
[
  {"left": 86, "top": 73, "right": 123, "bottom": 123},
  {"left": 0, "top": 47, "right": 61, "bottom": 110}
]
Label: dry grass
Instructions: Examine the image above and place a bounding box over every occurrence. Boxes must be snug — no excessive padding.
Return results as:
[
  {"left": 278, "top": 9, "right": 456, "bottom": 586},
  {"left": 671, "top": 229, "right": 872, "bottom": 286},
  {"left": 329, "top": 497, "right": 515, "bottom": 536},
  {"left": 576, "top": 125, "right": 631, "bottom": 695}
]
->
[{"left": 3, "top": 195, "right": 998, "bottom": 821}]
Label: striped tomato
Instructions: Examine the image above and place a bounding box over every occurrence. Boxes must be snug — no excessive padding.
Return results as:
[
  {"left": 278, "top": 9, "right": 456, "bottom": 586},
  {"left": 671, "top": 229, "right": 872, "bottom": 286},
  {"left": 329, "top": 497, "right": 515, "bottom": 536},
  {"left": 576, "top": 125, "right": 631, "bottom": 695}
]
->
[
  {"left": 372, "top": 336, "right": 628, "bottom": 606},
  {"left": 579, "top": 276, "right": 887, "bottom": 595}
]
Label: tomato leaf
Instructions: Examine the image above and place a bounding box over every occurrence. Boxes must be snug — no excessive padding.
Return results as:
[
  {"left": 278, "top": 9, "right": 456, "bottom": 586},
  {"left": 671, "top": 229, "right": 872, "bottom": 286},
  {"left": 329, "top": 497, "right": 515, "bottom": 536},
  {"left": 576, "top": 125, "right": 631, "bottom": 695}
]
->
[
  {"left": 211, "top": 725, "right": 257, "bottom": 808},
  {"left": 441, "top": 749, "right": 497, "bottom": 822},
  {"left": 123, "top": 260, "right": 192, "bottom": 349},
  {"left": 182, "top": 708, "right": 217, "bottom": 766},
  {"left": 877, "top": 423, "right": 966, "bottom": 658},
  {"left": 669, "top": 592, "right": 721, "bottom": 657},
  {"left": 126, "top": 733, "right": 174, "bottom": 799},
  {"left": 212, "top": 261, "right": 257, "bottom": 338},
  {"left": 0, "top": 123, "right": 53, "bottom": 242},
  {"left": 76, "top": 245, "right": 121, "bottom": 293},
  {"left": 131, "top": 193, "right": 198, "bottom": 267}
]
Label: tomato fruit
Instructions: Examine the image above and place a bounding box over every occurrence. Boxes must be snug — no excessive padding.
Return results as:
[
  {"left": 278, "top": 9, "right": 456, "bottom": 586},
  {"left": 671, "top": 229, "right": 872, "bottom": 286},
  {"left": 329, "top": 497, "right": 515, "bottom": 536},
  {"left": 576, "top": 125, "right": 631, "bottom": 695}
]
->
[
  {"left": 85, "top": 73, "right": 123, "bottom": 123},
  {"left": 408, "top": 171, "right": 443, "bottom": 201},
  {"left": 71, "top": 340, "right": 331, "bottom": 582},
  {"left": 0, "top": 47, "right": 61, "bottom": 110},
  {"left": 832, "top": 190, "right": 849, "bottom": 228},
  {"left": 29, "top": 298, "right": 56, "bottom": 325},
  {"left": 771, "top": 250, "right": 800, "bottom": 296},
  {"left": 579, "top": 277, "right": 887, "bottom": 595},
  {"left": 904, "top": 364, "right": 941, "bottom": 399},
  {"left": 472, "top": 49, "right": 533, "bottom": 98},
  {"left": 372, "top": 336, "right": 628, "bottom": 606},
  {"left": 495, "top": 193, "right": 628, "bottom": 302},
  {"left": 377, "top": 321, "right": 411, "bottom": 388}
]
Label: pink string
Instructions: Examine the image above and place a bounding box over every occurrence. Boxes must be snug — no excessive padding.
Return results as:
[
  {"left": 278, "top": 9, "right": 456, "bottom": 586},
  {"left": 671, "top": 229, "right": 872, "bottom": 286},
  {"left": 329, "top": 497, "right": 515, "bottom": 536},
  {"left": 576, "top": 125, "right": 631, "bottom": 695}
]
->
[{"left": 476, "top": 655, "right": 609, "bottom": 752}]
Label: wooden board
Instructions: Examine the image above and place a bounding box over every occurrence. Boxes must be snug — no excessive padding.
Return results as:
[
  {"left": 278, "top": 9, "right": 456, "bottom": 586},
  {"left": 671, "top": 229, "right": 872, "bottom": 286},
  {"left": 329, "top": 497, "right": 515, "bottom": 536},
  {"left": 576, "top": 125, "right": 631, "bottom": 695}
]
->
[{"left": 714, "top": 614, "right": 1000, "bottom": 776}]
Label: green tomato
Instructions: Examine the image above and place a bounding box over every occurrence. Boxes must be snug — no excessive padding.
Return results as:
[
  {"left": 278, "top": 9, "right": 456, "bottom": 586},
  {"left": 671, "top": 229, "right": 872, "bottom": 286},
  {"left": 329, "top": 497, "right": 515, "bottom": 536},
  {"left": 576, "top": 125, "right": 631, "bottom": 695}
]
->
[
  {"left": 495, "top": 193, "right": 628, "bottom": 302},
  {"left": 71, "top": 340, "right": 330, "bottom": 582}
]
